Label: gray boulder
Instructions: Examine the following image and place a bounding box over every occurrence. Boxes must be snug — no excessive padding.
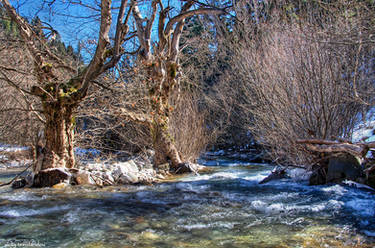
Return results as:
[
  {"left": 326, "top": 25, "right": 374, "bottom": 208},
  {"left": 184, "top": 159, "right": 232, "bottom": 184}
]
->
[{"left": 326, "top": 153, "right": 363, "bottom": 183}]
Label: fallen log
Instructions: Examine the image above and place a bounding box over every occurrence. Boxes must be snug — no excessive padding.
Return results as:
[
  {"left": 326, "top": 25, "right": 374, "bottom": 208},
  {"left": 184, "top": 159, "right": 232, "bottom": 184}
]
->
[
  {"left": 296, "top": 139, "right": 369, "bottom": 158},
  {"left": 297, "top": 139, "right": 340, "bottom": 145}
]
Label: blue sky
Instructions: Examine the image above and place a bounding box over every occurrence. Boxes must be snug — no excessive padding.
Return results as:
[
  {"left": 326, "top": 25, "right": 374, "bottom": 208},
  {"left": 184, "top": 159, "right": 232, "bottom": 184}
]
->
[
  {"left": 10, "top": 1, "right": 186, "bottom": 44},
  {"left": 11, "top": 0, "right": 102, "bottom": 48}
]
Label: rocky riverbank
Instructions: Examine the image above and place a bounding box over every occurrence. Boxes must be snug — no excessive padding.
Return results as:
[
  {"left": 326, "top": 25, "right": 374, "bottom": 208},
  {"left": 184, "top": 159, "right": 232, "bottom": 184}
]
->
[{"left": 7, "top": 150, "right": 205, "bottom": 189}]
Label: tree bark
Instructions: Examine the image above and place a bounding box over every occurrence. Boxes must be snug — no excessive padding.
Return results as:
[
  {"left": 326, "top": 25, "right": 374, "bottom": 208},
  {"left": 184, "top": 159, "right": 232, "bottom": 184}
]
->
[
  {"left": 152, "top": 122, "right": 182, "bottom": 169},
  {"left": 39, "top": 101, "right": 77, "bottom": 170}
]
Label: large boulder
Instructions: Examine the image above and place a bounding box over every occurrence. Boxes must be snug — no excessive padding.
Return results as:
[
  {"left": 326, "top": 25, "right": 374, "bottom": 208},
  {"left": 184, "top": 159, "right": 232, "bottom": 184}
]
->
[
  {"left": 33, "top": 168, "right": 71, "bottom": 187},
  {"left": 112, "top": 160, "right": 140, "bottom": 184},
  {"left": 326, "top": 153, "right": 363, "bottom": 183}
]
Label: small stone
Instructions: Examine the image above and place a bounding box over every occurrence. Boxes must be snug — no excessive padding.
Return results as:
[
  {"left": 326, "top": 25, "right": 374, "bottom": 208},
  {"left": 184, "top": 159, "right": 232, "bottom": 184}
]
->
[
  {"left": 141, "top": 231, "right": 159, "bottom": 240},
  {"left": 108, "top": 224, "right": 121, "bottom": 230},
  {"left": 118, "top": 172, "right": 139, "bottom": 184},
  {"left": 75, "top": 170, "right": 95, "bottom": 185},
  {"left": 52, "top": 182, "right": 68, "bottom": 189},
  {"left": 156, "top": 174, "right": 165, "bottom": 180},
  {"left": 133, "top": 222, "right": 149, "bottom": 231},
  {"left": 83, "top": 242, "right": 106, "bottom": 248}
]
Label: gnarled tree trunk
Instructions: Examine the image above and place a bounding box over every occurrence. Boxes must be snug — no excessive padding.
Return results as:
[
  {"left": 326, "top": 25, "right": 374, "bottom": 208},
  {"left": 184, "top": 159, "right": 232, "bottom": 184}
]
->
[
  {"left": 42, "top": 102, "right": 76, "bottom": 169},
  {"left": 32, "top": 99, "right": 78, "bottom": 187},
  {"left": 152, "top": 122, "right": 182, "bottom": 169}
]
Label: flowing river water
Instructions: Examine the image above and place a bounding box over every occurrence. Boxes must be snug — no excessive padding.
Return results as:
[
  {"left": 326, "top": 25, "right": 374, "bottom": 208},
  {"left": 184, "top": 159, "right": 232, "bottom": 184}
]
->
[{"left": 0, "top": 157, "right": 375, "bottom": 248}]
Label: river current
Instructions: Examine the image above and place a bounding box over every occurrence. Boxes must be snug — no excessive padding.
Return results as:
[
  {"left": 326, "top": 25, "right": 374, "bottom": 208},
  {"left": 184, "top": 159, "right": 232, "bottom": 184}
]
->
[{"left": 0, "top": 158, "right": 375, "bottom": 247}]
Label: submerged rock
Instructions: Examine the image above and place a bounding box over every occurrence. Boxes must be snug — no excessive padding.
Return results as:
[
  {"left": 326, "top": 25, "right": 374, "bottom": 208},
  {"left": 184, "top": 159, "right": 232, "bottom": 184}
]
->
[{"left": 141, "top": 231, "right": 159, "bottom": 240}]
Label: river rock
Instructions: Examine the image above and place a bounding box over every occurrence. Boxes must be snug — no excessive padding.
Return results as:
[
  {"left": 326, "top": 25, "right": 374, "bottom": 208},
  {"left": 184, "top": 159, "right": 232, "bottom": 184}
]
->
[
  {"left": 133, "top": 222, "right": 149, "bottom": 231},
  {"left": 11, "top": 177, "right": 27, "bottom": 189},
  {"left": 118, "top": 172, "right": 139, "bottom": 184},
  {"left": 101, "top": 171, "right": 115, "bottom": 186},
  {"left": 33, "top": 168, "right": 71, "bottom": 187},
  {"left": 259, "top": 166, "right": 287, "bottom": 184},
  {"left": 141, "top": 231, "right": 159, "bottom": 240},
  {"left": 157, "top": 163, "right": 170, "bottom": 175},
  {"left": 75, "top": 170, "right": 95, "bottom": 185},
  {"left": 112, "top": 160, "right": 139, "bottom": 183},
  {"left": 90, "top": 171, "right": 104, "bottom": 186},
  {"left": 174, "top": 162, "right": 203, "bottom": 174},
  {"left": 52, "top": 182, "right": 68, "bottom": 189},
  {"left": 326, "top": 153, "right": 362, "bottom": 183}
]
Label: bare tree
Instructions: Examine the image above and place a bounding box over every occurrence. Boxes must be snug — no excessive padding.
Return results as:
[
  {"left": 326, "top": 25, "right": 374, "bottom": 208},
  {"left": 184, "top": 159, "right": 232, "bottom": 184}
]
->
[
  {"left": 0, "top": 25, "right": 42, "bottom": 147},
  {"left": 0, "top": 0, "right": 134, "bottom": 176},
  {"left": 116, "top": 0, "right": 225, "bottom": 169}
]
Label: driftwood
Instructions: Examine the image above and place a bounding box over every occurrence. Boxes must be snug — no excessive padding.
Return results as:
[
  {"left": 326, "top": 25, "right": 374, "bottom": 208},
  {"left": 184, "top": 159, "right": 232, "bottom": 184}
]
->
[
  {"left": 296, "top": 139, "right": 370, "bottom": 158},
  {"left": 259, "top": 167, "right": 287, "bottom": 184},
  {"left": 0, "top": 162, "right": 32, "bottom": 187}
]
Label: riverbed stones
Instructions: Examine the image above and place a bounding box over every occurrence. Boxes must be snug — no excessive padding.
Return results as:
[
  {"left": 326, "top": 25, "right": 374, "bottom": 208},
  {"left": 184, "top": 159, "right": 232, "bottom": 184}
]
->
[
  {"left": 141, "top": 231, "right": 159, "bottom": 240},
  {"left": 133, "top": 222, "right": 149, "bottom": 231},
  {"left": 112, "top": 160, "right": 138, "bottom": 180},
  {"left": 157, "top": 163, "right": 170, "bottom": 175},
  {"left": 101, "top": 171, "right": 115, "bottom": 186}
]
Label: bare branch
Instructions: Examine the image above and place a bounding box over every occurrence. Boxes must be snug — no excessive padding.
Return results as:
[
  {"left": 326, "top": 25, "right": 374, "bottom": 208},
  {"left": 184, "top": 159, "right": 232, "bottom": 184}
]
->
[{"left": 78, "top": 0, "right": 113, "bottom": 97}]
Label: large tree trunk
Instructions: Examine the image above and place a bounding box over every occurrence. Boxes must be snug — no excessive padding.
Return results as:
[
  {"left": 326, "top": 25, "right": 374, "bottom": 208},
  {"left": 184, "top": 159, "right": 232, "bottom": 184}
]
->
[
  {"left": 38, "top": 102, "right": 77, "bottom": 171},
  {"left": 152, "top": 122, "right": 182, "bottom": 169}
]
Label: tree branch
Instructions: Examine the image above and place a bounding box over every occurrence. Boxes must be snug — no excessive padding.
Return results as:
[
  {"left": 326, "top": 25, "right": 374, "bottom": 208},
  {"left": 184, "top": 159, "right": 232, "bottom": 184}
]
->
[{"left": 77, "top": 0, "right": 113, "bottom": 97}]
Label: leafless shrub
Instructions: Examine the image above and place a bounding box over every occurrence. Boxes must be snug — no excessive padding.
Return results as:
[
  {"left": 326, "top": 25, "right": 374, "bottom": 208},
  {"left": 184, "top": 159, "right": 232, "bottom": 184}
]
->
[
  {"left": 75, "top": 70, "right": 151, "bottom": 157},
  {"left": 227, "top": 22, "right": 375, "bottom": 166},
  {"left": 169, "top": 91, "right": 212, "bottom": 162},
  {"left": 76, "top": 63, "right": 213, "bottom": 162},
  {"left": 0, "top": 28, "right": 43, "bottom": 147}
]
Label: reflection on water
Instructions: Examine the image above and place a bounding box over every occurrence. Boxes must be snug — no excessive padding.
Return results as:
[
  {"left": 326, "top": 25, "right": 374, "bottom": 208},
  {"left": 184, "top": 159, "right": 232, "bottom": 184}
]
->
[{"left": 0, "top": 159, "right": 375, "bottom": 248}]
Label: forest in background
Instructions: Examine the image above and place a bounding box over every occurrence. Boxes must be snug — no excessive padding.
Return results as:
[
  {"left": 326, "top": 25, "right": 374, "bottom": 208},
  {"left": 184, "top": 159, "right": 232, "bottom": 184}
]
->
[{"left": 1, "top": 0, "right": 375, "bottom": 178}]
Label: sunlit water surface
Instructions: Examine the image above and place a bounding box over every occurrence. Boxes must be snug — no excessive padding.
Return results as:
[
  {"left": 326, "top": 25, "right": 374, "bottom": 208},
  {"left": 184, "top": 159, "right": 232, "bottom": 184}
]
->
[{"left": 0, "top": 158, "right": 375, "bottom": 248}]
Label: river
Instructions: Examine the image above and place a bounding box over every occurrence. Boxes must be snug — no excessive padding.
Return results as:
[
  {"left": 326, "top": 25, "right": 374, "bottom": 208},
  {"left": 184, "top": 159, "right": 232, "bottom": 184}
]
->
[{"left": 0, "top": 157, "right": 375, "bottom": 247}]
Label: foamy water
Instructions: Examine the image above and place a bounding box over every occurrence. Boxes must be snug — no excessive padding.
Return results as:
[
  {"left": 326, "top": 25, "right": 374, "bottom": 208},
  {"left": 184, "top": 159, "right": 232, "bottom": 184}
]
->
[{"left": 0, "top": 160, "right": 374, "bottom": 247}]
